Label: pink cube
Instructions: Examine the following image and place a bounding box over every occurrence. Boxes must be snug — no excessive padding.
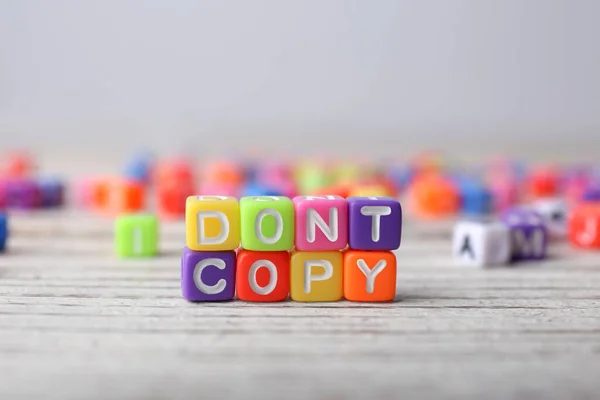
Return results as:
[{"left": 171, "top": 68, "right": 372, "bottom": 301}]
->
[
  {"left": 293, "top": 195, "right": 348, "bottom": 251},
  {"left": 488, "top": 176, "right": 520, "bottom": 213}
]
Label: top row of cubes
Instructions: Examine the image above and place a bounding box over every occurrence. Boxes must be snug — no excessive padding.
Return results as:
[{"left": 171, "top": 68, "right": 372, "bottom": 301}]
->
[{"left": 185, "top": 195, "right": 402, "bottom": 252}]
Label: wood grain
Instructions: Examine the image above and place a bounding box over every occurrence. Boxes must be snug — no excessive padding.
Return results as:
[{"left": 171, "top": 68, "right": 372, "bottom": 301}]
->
[{"left": 1, "top": 210, "right": 599, "bottom": 400}]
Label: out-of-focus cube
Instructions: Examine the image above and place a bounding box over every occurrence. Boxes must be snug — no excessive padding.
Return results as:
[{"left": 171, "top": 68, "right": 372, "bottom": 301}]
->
[
  {"left": 0, "top": 213, "right": 7, "bottom": 252},
  {"left": 410, "top": 174, "right": 460, "bottom": 219},
  {"left": 526, "top": 167, "right": 559, "bottom": 199},
  {"left": 532, "top": 198, "right": 568, "bottom": 239},
  {"left": 0, "top": 179, "right": 40, "bottom": 209},
  {"left": 569, "top": 203, "right": 600, "bottom": 249},
  {"left": 114, "top": 214, "right": 159, "bottom": 257},
  {"left": 37, "top": 177, "right": 65, "bottom": 208},
  {"left": 93, "top": 178, "right": 145, "bottom": 215},
  {"left": 501, "top": 208, "right": 548, "bottom": 261},
  {"left": 452, "top": 220, "right": 511, "bottom": 267},
  {"left": 0, "top": 150, "right": 35, "bottom": 178}
]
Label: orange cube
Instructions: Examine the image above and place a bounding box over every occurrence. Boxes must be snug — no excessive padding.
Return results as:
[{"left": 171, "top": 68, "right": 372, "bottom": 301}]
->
[
  {"left": 409, "top": 174, "right": 460, "bottom": 219},
  {"left": 0, "top": 150, "right": 35, "bottom": 178},
  {"left": 92, "top": 178, "right": 145, "bottom": 215},
  {"left": 236, "top": 250, "right": 290, "bottom": 302},
  {"left": 343, "top": 250, "right": 396, "bottom": 302},
  {"left": 203, "top": 160, "right": 245, "bottom": 185},
  {"left": 568, "top": 203, "right": 600, "bottom": 249}
]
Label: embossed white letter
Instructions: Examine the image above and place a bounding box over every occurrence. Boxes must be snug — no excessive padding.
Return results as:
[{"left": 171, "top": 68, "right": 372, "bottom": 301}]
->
[
  {"left": 306, "top": 208, "right": 338, "bottom": 243},
  {"left": 193, "top": 258, "right": 227, "bottom": 294},
  {"left": 356, "top": 259, "right": 387, "bottom": 294},
  {"left": 255, "top": 208, "right": 283, "bottom": 244},
  {"left": 303, "top": 260, "right": 333, "bottom": 293},
  {"left": 248, "top": 260, "right": 278, "bottom": 295},
  {"left": 360, "top": 206, "right": 392, "bottom": 242},
  {"left": 197, "top": 210, "right": 229, "bottom": 245}
]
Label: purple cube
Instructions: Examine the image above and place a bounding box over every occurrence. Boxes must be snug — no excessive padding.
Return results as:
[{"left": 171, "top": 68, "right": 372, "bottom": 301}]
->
[
  {"left": 37, "top": 177, "right": 65, "bottom": 208},
  {"left": 501, "top": 208, "right": 548, "bottom": 261},
  {"left": 0, "top": 179, "right": 40, "bottom": 209},
  {"left": 347, "top": 196, "right": 402, "bottom": 250},
  {"left": 181, "top": 247, "right": 236, "bottom": 301}
]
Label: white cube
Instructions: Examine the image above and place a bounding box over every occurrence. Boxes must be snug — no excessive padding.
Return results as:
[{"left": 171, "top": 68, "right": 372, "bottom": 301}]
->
[
  {"left": 452, "top": 221, "right": 511, "bottom": 267},
  {"left": 531, "top": 198, "right": 568, "bottom": 239}
]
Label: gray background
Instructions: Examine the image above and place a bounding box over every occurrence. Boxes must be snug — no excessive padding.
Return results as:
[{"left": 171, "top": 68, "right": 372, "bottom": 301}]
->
[{"left": 1, "top": 0, "right": 599, "bottom": 159}]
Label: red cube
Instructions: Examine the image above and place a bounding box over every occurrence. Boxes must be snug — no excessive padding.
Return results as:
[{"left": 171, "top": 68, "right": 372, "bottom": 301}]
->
[
  {"left": 236, "top": 250, "right": 290, "bottom": 302},
  {"left": 569, "top": 203, "right": 600, "bottom": 249}
]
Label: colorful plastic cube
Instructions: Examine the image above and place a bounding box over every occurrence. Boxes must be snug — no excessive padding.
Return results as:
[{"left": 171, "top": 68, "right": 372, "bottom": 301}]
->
[
  {"left": 526, "top": 167, "right": 559, "bottom": 199},
  {"left": 154, "top": 158, "right": 195, "bottom": 187},
  {"left": 114, "top": 214, "right": 159, "bottom": 257},
  {"left": 343, "top": 250, "right": 396, "bottom": 302},
  {"left": 240, "top": 196, "right": 294, "bottom": 251},
  {"left": 93, "top": 178, "right": 145, "bottom": 215},
  {"left": 532, "top": 198, "right": 568, "bottom": 239},
  {"left": 290, "top": 251, "right": 343, "bottom": 302},
  {"left": 293, "top": 195, "right": 348, "bottom": 251},
  {"left": 37, "top": 177, "right": 65, "bottom": 208},
  {"left": 185, "top": 196, "right": 240, "bottom": 251},
  {"left": 236, "top": 250, "right": 290, "bottom": 302},
  {"left": 157, "top": 180, "right": 194, "bottom": 220},
  {"left": 410, "top": 174, "right": 460, "bottom": 219},
  {"left": 569, "top": 203, "right": 600, "bottom": 249},
  {"left": 181, "top": 248, "right": 236, "bottom": 301},
  {"left": 452, "top": 221, "right": 511, "bottom": 267},
  {"left": 0, "top": 150, "right": 34, "bottom": 178},
  {"left": 488, "top": 176, "right": 520, "bottom": 213},
  {"left": 124, "top": 152, "right": 154, "bottom": 184},
  {"left": 347, "top": 196, "right": 402, "bottom": 251},
  {"left": 457, "top": 180, "right": 493, "bottom": 215},
  {"left": 1, "top": 179, "right": 40, "bottom": 209},
  {"left": 501, "top": 209, "right": 548, "bottom": 261},
  {"left": 0, "top": 213, "right": 7, "bottom": 252}
]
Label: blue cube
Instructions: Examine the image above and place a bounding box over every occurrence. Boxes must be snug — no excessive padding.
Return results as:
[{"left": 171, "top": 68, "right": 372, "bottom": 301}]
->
[
  {"left": 124, "top": 152, "right": 154, "bottom": 183},
  {"left": 456, "top": 179, "right": 494, "bottom": 215},
  {"left": 0, "top": 213, "right": 7, "bottom": 252}
]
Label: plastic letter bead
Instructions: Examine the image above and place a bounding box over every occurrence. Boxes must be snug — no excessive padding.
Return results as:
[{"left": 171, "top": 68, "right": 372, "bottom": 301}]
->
[
  {"left": 290, "top": 251, "right": 342, "bottom": 302},
  {"left": 452, "top": 221, "right": 511, "bottom": 267},
  {"left": 114, "top": 214, "right": 159, "bottom": 257},
  {"left": 347, "top": 196, "right": 402, "bottom": 251},
  {"left": 343, "top": 250, "right": 396, "bottom": 302},
  {"left": 501, "top": 209, "right": 548, "bottom": 261},
  {"left": 185, "top": 196, "right": 240, "bottom": 251},
  {"left": 236, "top": 250, "right": 290, "bottom": 302},
  {"left": 293, "top": 195, "right": 348, "bottom": 251},
  {"left": 0, "top": 213, "right": 7, "bottom": 252},
  {"left": 181, "top": 248, "right": 236, "bottom": 301},
  {"left": 569, "top": 203, "right": 600, "bottom": 249},
  {"left": 240, "top": 196, "right": 294, "bottom": 251}
]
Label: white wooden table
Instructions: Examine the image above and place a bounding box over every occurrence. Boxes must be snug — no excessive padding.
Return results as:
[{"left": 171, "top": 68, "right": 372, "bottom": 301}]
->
[{"left": 1, "top": 209, "right": 599, "bottom": 400}]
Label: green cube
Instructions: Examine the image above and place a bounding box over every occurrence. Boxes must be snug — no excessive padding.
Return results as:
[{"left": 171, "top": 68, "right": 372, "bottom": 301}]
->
[
  {"left": 115, "top": 214, "right": 159, "bottom": 258},
  {"left": 240, "top": 196, "right": 294, "bottom": 251}
]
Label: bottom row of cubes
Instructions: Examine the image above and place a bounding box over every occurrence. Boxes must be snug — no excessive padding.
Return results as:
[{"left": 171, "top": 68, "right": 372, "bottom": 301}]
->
[{"left": 181, "top": 248, "right": 397, "bottom": 302}]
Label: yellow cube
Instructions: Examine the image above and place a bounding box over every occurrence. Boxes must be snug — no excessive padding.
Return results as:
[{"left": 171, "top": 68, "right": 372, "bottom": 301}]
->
[
  {"left": 185, "top": 196, "right": 240, "bottom": 251},
  {"left": 290, "top": 251, "right": 343, "bottom": 302}
]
